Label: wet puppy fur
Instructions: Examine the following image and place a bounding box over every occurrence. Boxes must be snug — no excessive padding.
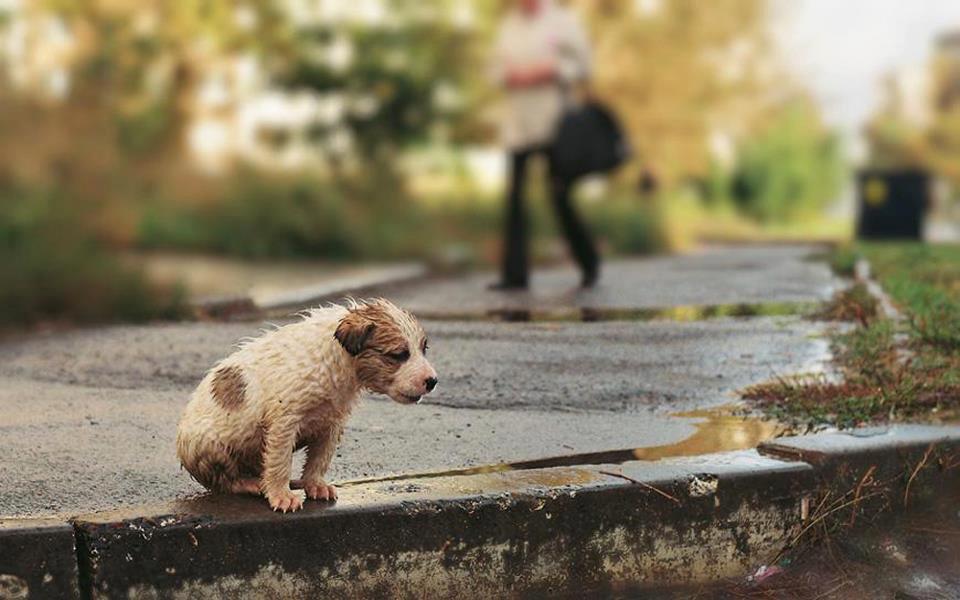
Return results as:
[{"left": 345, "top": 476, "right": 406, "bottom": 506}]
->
[{"left": 176, "top": 299, "right": 437, "bottom": 512}]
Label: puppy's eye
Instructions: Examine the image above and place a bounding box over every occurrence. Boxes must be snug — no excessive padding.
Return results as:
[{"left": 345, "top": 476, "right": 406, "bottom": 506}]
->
[
  {"left": 421, "top": 340, "right": 429, "bottom": 355},
  {"left": 386, "top": 350, "right": 410, "bottom": 362}
]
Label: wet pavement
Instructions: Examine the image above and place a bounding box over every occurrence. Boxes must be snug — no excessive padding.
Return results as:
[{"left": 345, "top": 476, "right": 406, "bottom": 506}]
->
[
  {"left": 0, "top": 244, "right": 839, "bottom": 518},
  {"left": 364, "top": 244, "right": 835, "bottom": 316}
]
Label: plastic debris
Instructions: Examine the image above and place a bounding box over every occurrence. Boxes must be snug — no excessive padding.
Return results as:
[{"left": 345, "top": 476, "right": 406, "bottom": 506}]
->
[{"left": 748, "top": 565, "right": 784, "bottom": 583}]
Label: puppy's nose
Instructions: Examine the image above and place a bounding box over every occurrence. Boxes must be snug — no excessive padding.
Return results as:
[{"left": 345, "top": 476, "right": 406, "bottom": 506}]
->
[{"left": 425, "top": 377, "right": 438, "bottom": 393}]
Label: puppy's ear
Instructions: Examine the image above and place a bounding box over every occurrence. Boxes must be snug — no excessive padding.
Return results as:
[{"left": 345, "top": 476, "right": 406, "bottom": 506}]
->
[{"left": 334, "top": 313, "right": 376, "bottom": 356}]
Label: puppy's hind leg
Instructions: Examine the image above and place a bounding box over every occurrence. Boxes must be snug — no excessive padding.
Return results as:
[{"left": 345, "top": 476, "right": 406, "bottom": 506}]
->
[{"left": 184, "top": 447, "right": 244, "bottom": 495}]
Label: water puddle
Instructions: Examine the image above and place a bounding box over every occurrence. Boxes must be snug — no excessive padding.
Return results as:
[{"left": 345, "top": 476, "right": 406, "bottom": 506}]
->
[
  {"left": 417, "top": 302, "right": 817, "bottom": 323},
  {"left": 339, "top": 405, "right": 785, "bottom": 488}
]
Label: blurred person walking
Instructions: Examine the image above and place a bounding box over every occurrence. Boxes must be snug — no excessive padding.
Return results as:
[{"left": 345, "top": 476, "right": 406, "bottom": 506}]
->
[{"left": 489, "top": 0, "right": 599, "bottom": 289}]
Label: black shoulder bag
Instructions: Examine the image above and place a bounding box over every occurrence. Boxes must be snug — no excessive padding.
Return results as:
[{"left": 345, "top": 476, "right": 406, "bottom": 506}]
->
[{"left": 551, "top": 99, "right": 631, "bottom": 180}]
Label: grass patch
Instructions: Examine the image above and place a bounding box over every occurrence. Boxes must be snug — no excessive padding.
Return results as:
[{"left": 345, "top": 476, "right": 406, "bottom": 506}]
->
[
  {"left": 859, "top": 243, "right": 960, "bottom": 351},
  {"left": 745, "top": 323, "right": 960, "bottom": 428},
  {"left": 827, "top": 245, "right": 858, "bottom": 277},
  {"left": 812, "top": 283, "right": 878, "bottom": 325},
  {"left": 744, "top": 243, "right": 960, "bottom": 428}
]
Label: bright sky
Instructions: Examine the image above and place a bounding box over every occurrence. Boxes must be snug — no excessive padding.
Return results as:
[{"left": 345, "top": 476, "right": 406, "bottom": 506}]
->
[{"left": 774, "top": 0, "right": 960, "bottom": 154}]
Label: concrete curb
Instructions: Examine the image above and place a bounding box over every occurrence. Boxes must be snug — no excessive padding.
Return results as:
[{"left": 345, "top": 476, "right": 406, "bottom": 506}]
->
[
  {"left": 2, "top": 425, "right": 958, "bottom": 599},
  {"left": 853, "top": 257, "right": 904, "bottom": 322},
  {"left": 73, "top": 451, "right": 813, "bottom": 599},
  {"left": 0, "top": 519, "right": 79, "bottom": 600},
  {"left": 192, "top": 263, "right": 428, "bottom": 321}
]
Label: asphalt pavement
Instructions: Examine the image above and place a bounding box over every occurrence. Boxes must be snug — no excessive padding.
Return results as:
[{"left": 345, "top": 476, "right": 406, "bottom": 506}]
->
[{"left": 0, "top": 244, "right": 839, "bottom": 518}]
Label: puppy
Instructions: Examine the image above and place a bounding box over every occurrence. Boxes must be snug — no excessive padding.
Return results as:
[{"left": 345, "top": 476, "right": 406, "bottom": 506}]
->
[{"left": 176, "top": 299, "right": 437, "bottom": 512}]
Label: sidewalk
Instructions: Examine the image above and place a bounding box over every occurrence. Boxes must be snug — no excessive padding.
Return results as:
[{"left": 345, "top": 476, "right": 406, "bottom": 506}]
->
[
  {"left": 0, "top": 245, "right": 837, "bottom": 520},
  {"left": 364, "top": 244, "right": 837, "bottom": 317},
  {"left": 18, "top": 244, "right": 946, "bottom": 598},
  {"left": 5, "top": 243, "right": 959, "bottom": 598}
]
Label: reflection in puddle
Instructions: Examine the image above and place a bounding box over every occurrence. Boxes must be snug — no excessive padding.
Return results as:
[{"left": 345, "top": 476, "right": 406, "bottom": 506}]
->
[
  {"left": 339, "top": 405, "right": 784, "bottom": 488},
  {"left": 416, "top": 302, "right": 816, "bottom": 323},
  {"left": 632, "top": 407, "right": 785, "bottom": 460}
]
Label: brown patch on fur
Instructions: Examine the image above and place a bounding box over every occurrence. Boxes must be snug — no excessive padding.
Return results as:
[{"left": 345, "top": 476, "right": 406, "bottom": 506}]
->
[
  {"left": 357, "top": 322, "right": 409, "bottom": 390},
  {"left": 334, "top": 311, "right": 376, "bottom": 356},
  {"left": 362, "top": 306, "right": 410, "bottom": 354},
  {"left": 211, "top": 365, "right": 247, "bottom": 411},
  {"left": 355, "top": 352, "right": 400, "bottom": 394},
  {"left": 334, "top": 302, "right": 413, "bottom": 392}
]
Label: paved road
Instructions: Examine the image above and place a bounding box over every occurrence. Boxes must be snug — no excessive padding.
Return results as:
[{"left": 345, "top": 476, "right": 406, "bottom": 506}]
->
[
  {"left": 0, "top": 245, "right": 838, "bottom": 518},
  {"left": 365, "top": 245, "right": 834, "bottom": 315}
]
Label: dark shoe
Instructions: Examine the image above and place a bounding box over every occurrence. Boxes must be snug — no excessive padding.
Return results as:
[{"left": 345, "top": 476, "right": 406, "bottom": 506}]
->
[
  {"left": 580, "top": 263, "right": 599, "bottom": 288},
  {"left": 488, "top": 280, "right": 528, "bottom": 291}
]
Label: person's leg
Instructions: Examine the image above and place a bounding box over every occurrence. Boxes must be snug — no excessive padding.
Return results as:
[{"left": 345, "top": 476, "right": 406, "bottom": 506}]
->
[
  {"left": 549, "top": 169, "right": 600, "bottom": 287},
  {"left": 495, "top": 149, "right": 532, "bottom": 288}
]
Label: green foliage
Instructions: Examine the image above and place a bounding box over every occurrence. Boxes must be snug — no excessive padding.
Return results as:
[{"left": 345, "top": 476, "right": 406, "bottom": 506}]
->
[
  {"left": 117, "top": 101, "right": 174, "bottom": 155},
  {"left": 745, "top": 242, "right": 960, "bottom": 427},
  {"left": 137, "top": 174, "right": 671, "bottom": 262},
  {"left": 0, "top": 185, "right": 183, "bottom": 327},
  {"left": 281, "top": 1, "right": 488, "bottom": 161},
  {"left": 866, "top": 49, "right": 960, "bottom": 192},
  {"left": 745, "top": 316, "right": 960, "bottom": 429},
  {"left": 828, "top": 245, "right": 859, "bottom": 277},
  {"left": 726, "top": 103, "right": 845, "bottom": 223},
  {"left": 864, "top": 113, "right": 925, "bottom": 170},
  {"left": 858, "top": 243, "right": 960, "bottom": 352},
  {"left": 586, "top": 194, "right": 669, "bottom": 255},
  {"left": 139, "top": 172, "right": 467, "bottom": 260},
  {"left": 141, "top": 175, "right": 376, "bottom": 259},
  {"left": 575, "top": 0, "right": 775, "bottom": 181}
]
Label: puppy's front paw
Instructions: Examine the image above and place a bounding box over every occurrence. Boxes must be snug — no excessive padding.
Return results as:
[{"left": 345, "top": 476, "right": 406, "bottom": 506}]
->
[
  {"left": 266, "top": 489, "right": 303, "bottom": 513},
  {"left": 304, "top": 480, "right": 338, "bottom": 502}
]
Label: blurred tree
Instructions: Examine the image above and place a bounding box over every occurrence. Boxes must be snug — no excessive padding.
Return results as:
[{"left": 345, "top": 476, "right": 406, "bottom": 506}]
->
[
  {"left": 0, "top": 0, "right": 291, "bottom": 241},
  {"left": 924, "top": 33, "right": 960, "bottom": 187},
  {"left": 277, "top": 0, "right": 493, "bottom": 174},
  {"left": 725, "top": 99, "right": 843, "bottom": 223},
  {"left": 571, "top": 0, "right": 783, "bottom": 183},
  {"left": 865, "top": 31, "right": 960, "bottom": 191},
  {"left": 0, "top": 0, "right": 848, "bottom": 246},
  {"left": 0, "top": 0, "right": 499, "bottom": 246},
  {"left": 0, "top": 1, "right": 493, "bottom": 203},
  {"left": 864, "top": 73, "right": 930, "bottom": 171}
]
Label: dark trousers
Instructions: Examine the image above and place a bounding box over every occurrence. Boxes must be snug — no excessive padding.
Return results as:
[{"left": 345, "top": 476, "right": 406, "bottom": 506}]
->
[{"left": 500, "top": 146, "right": 599, "bottom": 286}]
